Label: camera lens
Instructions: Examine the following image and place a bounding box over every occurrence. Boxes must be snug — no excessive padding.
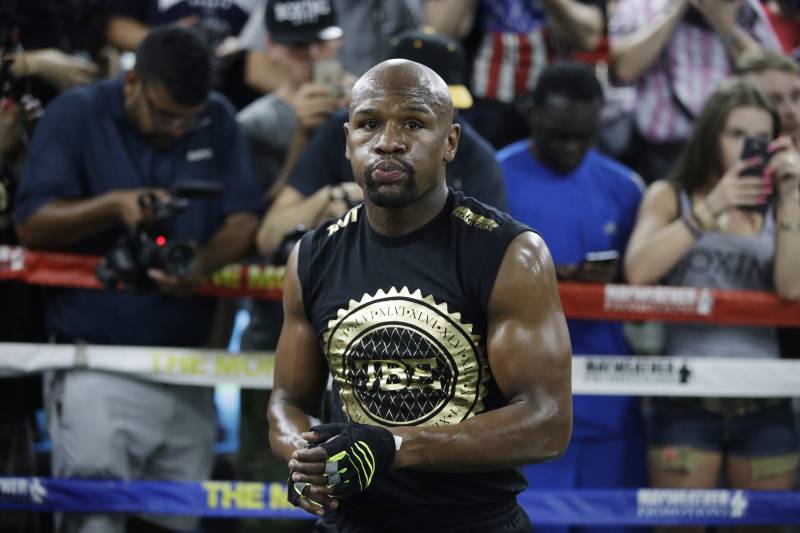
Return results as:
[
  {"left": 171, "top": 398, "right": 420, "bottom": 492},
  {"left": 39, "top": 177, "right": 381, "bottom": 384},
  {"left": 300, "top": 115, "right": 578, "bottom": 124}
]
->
[{"left": 163, "top": 243, "right": 196, "bottom": 277}]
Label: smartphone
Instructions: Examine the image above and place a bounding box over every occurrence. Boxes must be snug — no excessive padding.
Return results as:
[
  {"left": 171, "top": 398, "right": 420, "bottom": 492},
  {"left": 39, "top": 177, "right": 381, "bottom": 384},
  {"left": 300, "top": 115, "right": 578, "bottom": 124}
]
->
[
  {"left": 313, "top": 59, "right": 342, "bottom": 98},
  {"left": 739, "top": 136, "right": 774, "bottom": 213}
]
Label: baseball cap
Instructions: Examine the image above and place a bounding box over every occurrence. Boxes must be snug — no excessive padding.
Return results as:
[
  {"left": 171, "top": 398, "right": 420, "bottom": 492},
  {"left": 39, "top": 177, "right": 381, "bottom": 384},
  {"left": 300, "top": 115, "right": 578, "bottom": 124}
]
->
[
  {"left": 388, "top": 28, "right": 473, "bottom": 109},
  {"left": 265, "top": 0, "right": 343, "bottom": 45}
]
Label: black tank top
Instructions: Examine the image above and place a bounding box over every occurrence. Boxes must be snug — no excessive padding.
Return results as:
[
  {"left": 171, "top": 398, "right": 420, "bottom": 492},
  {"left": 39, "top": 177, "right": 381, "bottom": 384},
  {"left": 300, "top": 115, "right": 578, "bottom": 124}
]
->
[{"left": 298, "top": 189, "right": 531, "bottom": 530}]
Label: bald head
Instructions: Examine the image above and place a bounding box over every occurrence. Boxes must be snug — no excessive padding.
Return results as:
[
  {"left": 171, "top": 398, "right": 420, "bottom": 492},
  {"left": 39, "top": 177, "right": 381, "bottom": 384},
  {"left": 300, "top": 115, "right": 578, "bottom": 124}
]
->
[
  {"left": 350, "top": 59, "right": 454, "bottom": 121},
  {"left": 343, "top": 58, "right": 461, "bottom": 211}
]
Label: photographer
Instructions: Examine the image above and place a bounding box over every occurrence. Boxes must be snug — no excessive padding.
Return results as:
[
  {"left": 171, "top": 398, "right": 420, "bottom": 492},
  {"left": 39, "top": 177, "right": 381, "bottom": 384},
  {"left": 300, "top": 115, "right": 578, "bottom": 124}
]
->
[{"left": 13, "top": 27, "right": 261, "bottom": 533}]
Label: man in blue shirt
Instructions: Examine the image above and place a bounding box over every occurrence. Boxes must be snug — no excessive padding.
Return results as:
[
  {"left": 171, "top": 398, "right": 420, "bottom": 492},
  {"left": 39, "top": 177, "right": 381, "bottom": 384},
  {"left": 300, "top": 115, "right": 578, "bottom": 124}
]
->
[
  {"left": 14, "top": 27, "right": 261, "bottom": 533},
  {"left": 498, "top": 62, "right": 646, "bottom": 533}
]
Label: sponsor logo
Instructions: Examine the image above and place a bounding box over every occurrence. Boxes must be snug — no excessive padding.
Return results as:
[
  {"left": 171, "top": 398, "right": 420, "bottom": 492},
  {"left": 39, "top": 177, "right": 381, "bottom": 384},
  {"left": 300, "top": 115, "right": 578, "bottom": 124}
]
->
[
  {"left": 203, "top": 481, "right": 301, "bottom": 512},
  {"left": 323, "top": 287, "right": 486, "bottom": 427},
  {"left": 637, "top": 489, "right": 748, "bottom": 519},
  {"left": 604, "top": 285, "right": 714, "bottom": 316},
  {"left": 584, "top": 357, "right": 692, "bottom": 385},
  {"left": 0, "top": 477, "right": 47, "bottom": 504}
]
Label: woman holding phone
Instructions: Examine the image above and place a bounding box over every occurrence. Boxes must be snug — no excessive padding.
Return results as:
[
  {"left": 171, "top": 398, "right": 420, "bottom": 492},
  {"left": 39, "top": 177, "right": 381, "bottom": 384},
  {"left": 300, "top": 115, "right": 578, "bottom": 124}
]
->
[{"left": 624, "top": 80, "right": 800, "bottom": 516}]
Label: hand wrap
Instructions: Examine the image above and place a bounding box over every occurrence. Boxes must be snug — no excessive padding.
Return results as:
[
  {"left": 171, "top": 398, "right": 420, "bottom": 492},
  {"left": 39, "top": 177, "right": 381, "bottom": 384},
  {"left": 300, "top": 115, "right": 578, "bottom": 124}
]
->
[{"left": 310, "top": 422, "right": 396, "bottom": 499}]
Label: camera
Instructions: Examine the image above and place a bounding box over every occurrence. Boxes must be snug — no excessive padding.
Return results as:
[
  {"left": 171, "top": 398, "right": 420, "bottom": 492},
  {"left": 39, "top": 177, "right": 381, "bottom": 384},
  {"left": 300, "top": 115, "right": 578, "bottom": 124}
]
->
[{"left": 96, "top": 181, "right": 222, "bottom": 291}]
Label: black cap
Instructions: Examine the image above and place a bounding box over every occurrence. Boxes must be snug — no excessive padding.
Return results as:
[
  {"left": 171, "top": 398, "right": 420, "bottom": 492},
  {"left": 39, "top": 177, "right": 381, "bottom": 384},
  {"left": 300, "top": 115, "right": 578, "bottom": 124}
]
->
[
  {"left": 388, "top": 28, "right": 473, "bottom": 109},
  {"left": 266, "top": 0, "right": 343, "bottom": 45}
]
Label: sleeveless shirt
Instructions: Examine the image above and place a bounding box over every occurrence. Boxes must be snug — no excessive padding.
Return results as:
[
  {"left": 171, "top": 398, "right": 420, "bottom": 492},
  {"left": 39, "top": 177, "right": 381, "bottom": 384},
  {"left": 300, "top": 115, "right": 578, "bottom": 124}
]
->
[
  {"left": 297, "top": 189, "right": 531, "bottom": 530},
  {"left": 662, "top": 190, "right": 779, "bottom": 358}
]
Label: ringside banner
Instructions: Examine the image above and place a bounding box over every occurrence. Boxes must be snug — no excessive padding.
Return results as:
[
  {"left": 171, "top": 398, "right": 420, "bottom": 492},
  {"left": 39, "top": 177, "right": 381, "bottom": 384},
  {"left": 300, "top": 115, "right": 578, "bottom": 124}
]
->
[
  {"left": 2, "top": 344, "right": 800, "bottom": 396},
  {"left": 3, "top": 245, "right": 800, "bottom": 326},
  {"left": 1, "top": 478, "right": 799, "bottom": 525}
]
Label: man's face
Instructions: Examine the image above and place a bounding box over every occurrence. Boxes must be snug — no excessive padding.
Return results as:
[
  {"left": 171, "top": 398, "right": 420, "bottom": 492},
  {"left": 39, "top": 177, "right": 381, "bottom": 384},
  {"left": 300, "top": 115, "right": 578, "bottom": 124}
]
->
[
  {"left": 270, "top": 38, "right": 341, "bottom": 86},
  {"left": 530, "top": 94, "right": 602, "bottom": 175},
  {"left": 124, "top": 73, "right": 206, "bottom": 150},
  {"left": 344, "top": 70, "right": 459, "bottom": 208},
  {"left": 748, "top": 69, "right": 800, "bottom": 145}
]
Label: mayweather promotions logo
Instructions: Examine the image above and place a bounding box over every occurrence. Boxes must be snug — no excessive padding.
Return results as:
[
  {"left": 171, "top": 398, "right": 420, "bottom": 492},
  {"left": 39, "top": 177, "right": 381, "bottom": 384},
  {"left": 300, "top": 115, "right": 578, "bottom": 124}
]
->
[{"left": 323, "top": 287, "right": 487, "bottom": 427}]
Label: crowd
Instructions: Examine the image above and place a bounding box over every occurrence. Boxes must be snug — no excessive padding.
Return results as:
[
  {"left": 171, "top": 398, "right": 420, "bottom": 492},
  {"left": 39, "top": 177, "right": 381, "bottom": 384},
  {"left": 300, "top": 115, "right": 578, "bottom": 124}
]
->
[{"left": 0, "top": 0, "right": 799, "bottom": 532}]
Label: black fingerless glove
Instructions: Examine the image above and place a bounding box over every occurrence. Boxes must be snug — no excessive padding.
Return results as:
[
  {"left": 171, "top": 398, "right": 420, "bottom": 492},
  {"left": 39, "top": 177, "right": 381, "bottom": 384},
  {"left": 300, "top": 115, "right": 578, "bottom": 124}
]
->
[
  {"left": 286, "top": 425, "right": 352, "bottom": 508},
  {"left": 310, "top": 422, "right": 397, "bottom": 499}
]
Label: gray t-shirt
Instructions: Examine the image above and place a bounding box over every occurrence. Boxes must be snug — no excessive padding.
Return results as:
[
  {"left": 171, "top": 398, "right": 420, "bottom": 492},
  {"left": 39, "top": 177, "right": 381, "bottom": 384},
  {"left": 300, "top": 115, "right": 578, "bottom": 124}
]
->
[
  {"left": 237, "top": 93, "right": 296, "bottom": 190},
  {"left": 662, "top": 190, "right": 778, "bottom": 358}
]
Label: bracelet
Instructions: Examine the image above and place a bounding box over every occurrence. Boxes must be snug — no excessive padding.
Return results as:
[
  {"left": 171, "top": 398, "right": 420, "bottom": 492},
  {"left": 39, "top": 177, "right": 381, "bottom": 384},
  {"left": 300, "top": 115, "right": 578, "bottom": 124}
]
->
[
  {"left": 691, "top": 201, "right": 718, "bottom": 232},
  {"left": 704, "top": 198, "right": 727, "bottom": 218},
  {"left": 778, "top": 219, "right": 800, "bottom": 232},
  {"left": 681, "top": 213, "right": 702, "bottom": 238}
]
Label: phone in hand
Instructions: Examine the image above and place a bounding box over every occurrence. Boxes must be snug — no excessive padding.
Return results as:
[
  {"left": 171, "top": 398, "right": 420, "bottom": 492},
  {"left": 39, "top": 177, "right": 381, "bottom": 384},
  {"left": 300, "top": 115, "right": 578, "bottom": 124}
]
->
[
  {"left": 739, "top": 135, "right": 775, "bottom": 213},
  {"left": 313, "top": 59, "right": 342, "bottom": 98}
]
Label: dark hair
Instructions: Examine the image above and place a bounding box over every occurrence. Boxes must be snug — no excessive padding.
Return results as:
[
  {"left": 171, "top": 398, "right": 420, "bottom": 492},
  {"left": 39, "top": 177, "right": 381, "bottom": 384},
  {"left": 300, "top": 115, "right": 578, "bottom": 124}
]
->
[
  {"left": 531, "top": 61, "right": 603, "bottom": 107},
  {"left": 134, "top": 27, "right": 212, "bottom": 106},
  {"left": 669, "top": 79, "right": 780, "bottom": 192}
]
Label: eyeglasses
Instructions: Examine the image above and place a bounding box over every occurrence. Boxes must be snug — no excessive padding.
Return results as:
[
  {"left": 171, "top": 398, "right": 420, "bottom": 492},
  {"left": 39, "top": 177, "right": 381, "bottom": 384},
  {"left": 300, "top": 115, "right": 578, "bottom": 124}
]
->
[{"left": 142, "top": 90, "right": 200, "bottom": 131}]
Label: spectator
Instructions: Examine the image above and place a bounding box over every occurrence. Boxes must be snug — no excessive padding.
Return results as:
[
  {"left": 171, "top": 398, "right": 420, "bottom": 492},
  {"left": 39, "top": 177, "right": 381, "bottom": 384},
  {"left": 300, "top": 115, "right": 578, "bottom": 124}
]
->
[
  {"left": 238, "top": 0, "right": 343, "bottom": 200},
  {"left": 425, "top": 0, "right": 607, "bottom": 149},
  {"left": 0, "top": 76, "right": 44, "bottom": 533},
  {"left": 609, "top": 0, "right": 781, "bottom": 183},
  {"left": 105, "top": 0, "right": 262, "bottom": 108},
  {"left": 624, "top": 80, "right": 800, "bottom": 503},
  {"left": 234, "top": 1, "right": 343, "bottom": 523},
  {"left": 737, "top": 47, "right": 800, "bottom": 148},
  {"left": 13, "top": 27, "right": 262, "bottom": 533},
  {"left": 256, "top": 28, "right": 508, "bottom": 258},
  {"left": 238, "top": 0, "right": 422, "bottom": 78},
  {"left": 498, "top": 62, "right": 646, "bottom": 533},
  {"left": 736, "top": 46, "right": 800, "bottom": 384}
]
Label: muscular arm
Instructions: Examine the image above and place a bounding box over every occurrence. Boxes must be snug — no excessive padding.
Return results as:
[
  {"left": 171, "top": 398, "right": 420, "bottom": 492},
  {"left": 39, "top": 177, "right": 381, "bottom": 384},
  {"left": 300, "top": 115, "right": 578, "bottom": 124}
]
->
[
  {"left": 540, "top": 0, "right": 605, "bottom": 52},
  {"left": 623, "top": 181, "right": 695, "bottom": 284},
  {"left": 267, "top": 244, "right": 329, "bottom": 461},
  {"left": 390, "top": 232, "right": 572, "bottom": 473},
  {"left": 610, "top": 0, "right": 689, "bottom": 83}
]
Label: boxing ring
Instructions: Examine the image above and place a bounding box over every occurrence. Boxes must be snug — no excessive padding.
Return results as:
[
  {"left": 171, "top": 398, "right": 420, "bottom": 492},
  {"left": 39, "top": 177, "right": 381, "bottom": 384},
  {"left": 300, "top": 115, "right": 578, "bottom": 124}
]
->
[{"left": 1, "top": 245, "right": 799, "bottom": 526}]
